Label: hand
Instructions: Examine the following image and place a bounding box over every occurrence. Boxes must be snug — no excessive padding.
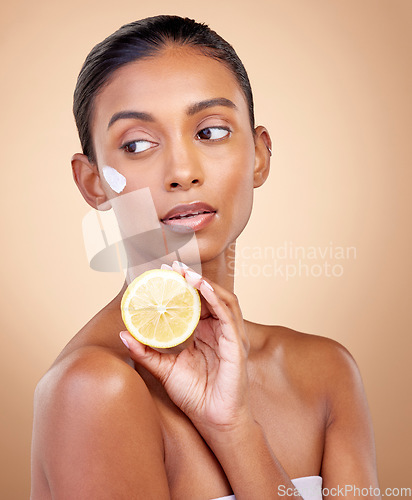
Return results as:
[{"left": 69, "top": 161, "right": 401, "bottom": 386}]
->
[{"left": 119, "top": 261, "right": 252, "bottom": 441}]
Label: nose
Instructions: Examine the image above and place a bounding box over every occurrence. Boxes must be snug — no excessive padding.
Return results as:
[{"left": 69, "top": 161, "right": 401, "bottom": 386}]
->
[{"left": 163, "top": 141, "right": 204, "bottom": 191}]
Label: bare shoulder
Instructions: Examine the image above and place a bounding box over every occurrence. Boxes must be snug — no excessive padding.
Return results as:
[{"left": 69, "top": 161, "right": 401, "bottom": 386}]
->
[
  {"left": 32, "top": 345, "right": 169, "bottom": 498},
  {"left": 254, "top": 325, "right": 358, "bottom": 378},
  {"left": 250, "top": 322, "right": 365, "bottom": 402},
  {"left": 251, "top": 323, "right": 378, "bottom": 484},
  {"left": 35, "top": 344, "right": 156, "bottom": 411}
]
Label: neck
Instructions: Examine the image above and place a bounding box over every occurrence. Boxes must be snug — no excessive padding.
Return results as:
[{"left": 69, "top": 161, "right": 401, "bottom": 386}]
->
[
  {"left": 121, "top": 240, "right": 237, "bottom": 294},
  {"left": 198, "top": 241, "right": 236, "bottom": 293}
]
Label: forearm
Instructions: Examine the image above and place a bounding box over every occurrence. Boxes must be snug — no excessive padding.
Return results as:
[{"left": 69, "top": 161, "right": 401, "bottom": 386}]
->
[{"left": 207, "top": 419, "right": 301, "bottom": 500}]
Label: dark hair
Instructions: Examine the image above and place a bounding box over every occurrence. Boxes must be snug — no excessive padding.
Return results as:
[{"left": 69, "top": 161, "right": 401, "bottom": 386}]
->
[{"left": 73, "top": 15, "right": 255, "bottom": 163}]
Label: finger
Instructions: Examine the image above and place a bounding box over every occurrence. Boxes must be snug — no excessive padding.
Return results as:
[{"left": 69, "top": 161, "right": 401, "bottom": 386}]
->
[
  {"left": 183, "top": 269, "right": 221, "bottom": 320},
  {"left": 170, "top": 261, "right": 248, "bottom": 350},
  {"left": 171, "top": 260, "right": 188, "bottom": 276},
  {"left": 183, "top": 266, "right": 242, "bottom": 322},
  {"left": 197, "top": 282, "right": 239, "bottom": 344},
  {"left": 170, "top": 261, "right": 216, "bottom": 318},
  {"left": 181, "top": 269, "right": 239, "bottom": 344},
  {"left": 182, "top": 267, "right": 247, "bottom": 347},
  {"left": 198, "top": 284, "right": 248, "bottom": 365},
  {"left": 119, "top": 331, "right": 176, "bottom": 384},
  {"left": 160, "top": 263, "right": 173, "bottom": 271}
]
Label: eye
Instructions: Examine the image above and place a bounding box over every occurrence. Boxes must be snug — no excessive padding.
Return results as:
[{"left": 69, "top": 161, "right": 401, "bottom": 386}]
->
[
  {"left": 196, "top": 127, "right": 231, "bottom": 141},
  {"left": 121, "top": 140, "right": 155, "bottom": 154}
]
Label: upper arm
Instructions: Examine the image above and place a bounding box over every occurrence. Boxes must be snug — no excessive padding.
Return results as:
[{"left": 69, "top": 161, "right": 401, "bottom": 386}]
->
[
  {"left": 34, "top": 349, "right": 170, "bottom": 500},
  {"left": 320, "top": 341, "right": 380, "bottom": 497}
]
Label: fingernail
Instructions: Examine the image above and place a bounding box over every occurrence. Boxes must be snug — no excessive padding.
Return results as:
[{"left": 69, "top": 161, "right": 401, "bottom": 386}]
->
[
  {"left": 202, "top": 280, "right": 214, "bottom": 291},
  {"left": 173, "top": 261, "right": 188, "bottom": 269},
  {"left": 119, "top": 332, "right": 130, "bottom": 349},
  {"left": 186, "top": 270, "right": 202, "bottom": 281},
  {"left": 161, "top": 263, "right": 173, "bottom": 271}
]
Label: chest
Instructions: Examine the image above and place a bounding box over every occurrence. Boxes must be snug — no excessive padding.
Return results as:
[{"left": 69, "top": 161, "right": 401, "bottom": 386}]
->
[{"left": 155, "top": 370, "right": 326, "bottom": 499}]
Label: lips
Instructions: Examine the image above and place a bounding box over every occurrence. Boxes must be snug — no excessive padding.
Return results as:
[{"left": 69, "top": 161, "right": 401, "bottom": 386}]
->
[
  {"left": 161, "top": 202, "right": 216, "bottom": 221},
  {"left": 161, "top": 202, "right": 216, "bottom": 231}
]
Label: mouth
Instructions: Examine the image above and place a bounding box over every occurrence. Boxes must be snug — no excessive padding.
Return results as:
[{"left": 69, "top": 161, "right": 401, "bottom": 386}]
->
[{"left": 161, "top": 202, "right": 217, "bottom": 231}]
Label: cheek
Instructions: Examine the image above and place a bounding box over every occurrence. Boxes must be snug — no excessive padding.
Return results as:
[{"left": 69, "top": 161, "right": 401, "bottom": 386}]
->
[
  {"left": 121, "top": 171, "right": 158, "bottom": 193},
  {"left": 227, "top": 144, "right": 255, "bottom": 195},
  {"left": 220, "top": 155, "right": 255, "bottom": 220},
  {"left": 102, "top": 166, "right": 127, "bottom": 194}
]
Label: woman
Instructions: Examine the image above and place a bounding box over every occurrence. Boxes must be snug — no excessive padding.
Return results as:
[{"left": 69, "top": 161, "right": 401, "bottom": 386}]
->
[{"left": 30, "top": 15, "right": 380, "bottom": 499}]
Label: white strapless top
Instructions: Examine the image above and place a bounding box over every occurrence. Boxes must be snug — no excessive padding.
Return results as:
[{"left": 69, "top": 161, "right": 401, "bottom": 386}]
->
[{"left": 211, "top": 475, "right": 322, "bottom": 500}]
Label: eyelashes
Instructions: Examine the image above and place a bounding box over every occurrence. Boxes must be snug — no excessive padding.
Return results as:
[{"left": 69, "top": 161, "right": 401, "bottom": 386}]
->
[
  {"left": 120, "top": 126, "right": 231, "bottom": 155},
  {"left": 196, "top": 126, "right": 231, "bottom": 141},
  {"left": 122, "top": 139, "right": 154, "bottom": 154}
]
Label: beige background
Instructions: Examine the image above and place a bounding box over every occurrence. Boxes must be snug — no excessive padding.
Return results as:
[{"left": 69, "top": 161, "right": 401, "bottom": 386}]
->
[{"left": 1, "top": 0, "right": 411, "bottom": 497}]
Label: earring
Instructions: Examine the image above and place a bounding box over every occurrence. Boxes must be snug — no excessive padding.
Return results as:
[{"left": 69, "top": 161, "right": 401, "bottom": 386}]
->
[{"left": 266, "top": 145, "right": 272, "bottom": 156}]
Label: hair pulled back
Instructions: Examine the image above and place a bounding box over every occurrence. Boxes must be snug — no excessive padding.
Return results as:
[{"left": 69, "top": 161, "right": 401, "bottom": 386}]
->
[{"left": 73, "top": 15, "right": 255, "bottom": 163}]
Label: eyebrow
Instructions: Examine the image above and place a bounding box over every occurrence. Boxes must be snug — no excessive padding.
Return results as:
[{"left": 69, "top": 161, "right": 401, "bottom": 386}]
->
[
  {"left": 186, "top": 97, "right": 237, "bottom": 116},
  {"left": 107, "top": 111, "right": 154, "bottom": 129},
  {"left": 107, "top": 98, "right": 237, "bottom": 129}
]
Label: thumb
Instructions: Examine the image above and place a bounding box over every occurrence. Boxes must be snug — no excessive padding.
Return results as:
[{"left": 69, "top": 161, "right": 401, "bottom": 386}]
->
[{"left": 119, "top": 331, "right": 174, "bottom": 383}]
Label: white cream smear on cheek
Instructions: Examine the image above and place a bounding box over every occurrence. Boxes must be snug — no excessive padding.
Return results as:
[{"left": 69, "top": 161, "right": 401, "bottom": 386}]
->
[{"left": 102, "top": 166, "right": 126, "bottom": 193}]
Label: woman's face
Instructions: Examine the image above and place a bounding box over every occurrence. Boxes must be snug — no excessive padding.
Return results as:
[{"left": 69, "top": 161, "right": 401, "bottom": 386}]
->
[{"left": 90, "top": 47, "right": 268, "bottom": 263}]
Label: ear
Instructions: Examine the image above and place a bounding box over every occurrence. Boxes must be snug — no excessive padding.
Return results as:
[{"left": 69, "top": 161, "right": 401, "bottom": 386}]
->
[
  {"left": 253, "top": 126, "right": 272, "bottom": 188},
  {"left": 71, "top": 153, "right": 111, "bottom": 210}
]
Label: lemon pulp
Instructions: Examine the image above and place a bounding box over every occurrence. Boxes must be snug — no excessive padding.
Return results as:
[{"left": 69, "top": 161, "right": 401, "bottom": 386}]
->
[{"left": 121, "top": 269, "right": 201, "bottom": 349}]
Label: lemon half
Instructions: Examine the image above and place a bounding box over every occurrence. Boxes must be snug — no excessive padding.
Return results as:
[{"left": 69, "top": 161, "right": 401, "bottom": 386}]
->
[{"left": 121, "top": 269, "right": 201, "bottom": 349}]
